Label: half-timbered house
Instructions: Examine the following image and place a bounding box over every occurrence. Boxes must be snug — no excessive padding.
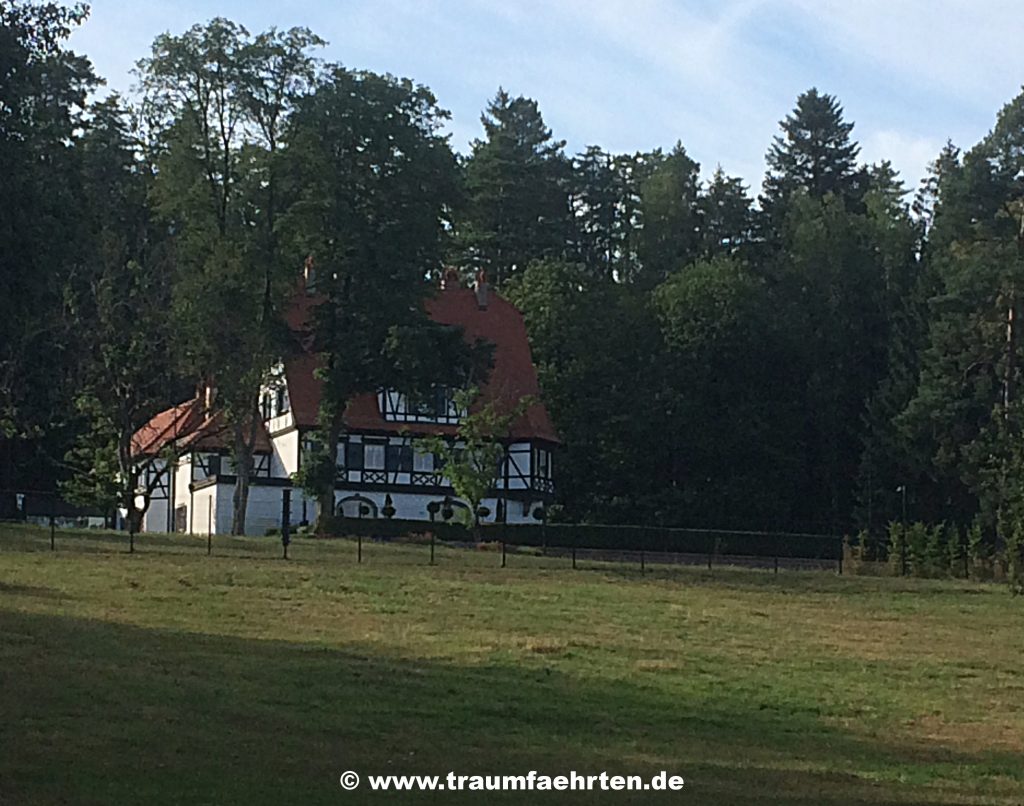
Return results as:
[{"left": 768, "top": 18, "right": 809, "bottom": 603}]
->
[{"left": 132, "top": 273, "right": 558, "bottom": 536}]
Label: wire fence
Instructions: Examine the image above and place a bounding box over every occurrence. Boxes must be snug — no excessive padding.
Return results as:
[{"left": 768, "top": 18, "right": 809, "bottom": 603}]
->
[
  {"left": 323, "top": 517, "right": 848, "bottom": 573},
  {"left": 2, "top": 490, "right": 859, "bottom": 573}
]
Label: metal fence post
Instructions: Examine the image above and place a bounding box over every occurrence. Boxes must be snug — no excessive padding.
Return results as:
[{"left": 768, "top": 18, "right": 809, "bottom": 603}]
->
[
  {"left": 501, "top": 540, "right": 506, "bottom": 568},
  {"left": 357, "top": 532, "right": 362, "bottom": 564},
  {"left": 49, "top": 515, "right": 55, "bottom": 551},
  {"left": 281, "top": 489, "right": 291, "bottom": 561}
]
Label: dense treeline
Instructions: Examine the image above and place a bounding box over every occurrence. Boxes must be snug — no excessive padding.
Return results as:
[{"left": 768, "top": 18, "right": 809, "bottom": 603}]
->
[{"left": 4, "top": 4, "right": 1024, "bottom": 559}]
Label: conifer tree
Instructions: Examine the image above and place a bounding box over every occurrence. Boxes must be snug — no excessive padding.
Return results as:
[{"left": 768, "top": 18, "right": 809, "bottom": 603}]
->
[{"left": 456, "top": 89, "right": 571, "bottom": 286}]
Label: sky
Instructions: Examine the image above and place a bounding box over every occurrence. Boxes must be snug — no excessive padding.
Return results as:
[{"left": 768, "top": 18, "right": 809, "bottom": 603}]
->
[{"left": 68, "top": 0, "right": 1024, "bottom": 195}]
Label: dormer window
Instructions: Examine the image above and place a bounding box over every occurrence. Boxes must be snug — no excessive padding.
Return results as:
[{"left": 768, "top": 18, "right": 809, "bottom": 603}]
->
[{"left": 379, "top": 386, "right": 465, "bottom": 424}]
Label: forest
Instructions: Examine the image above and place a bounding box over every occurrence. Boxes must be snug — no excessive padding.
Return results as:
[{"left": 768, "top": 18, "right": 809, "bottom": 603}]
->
[{"left": 4, "top": 2, "right": 1024, "bottom": 549}]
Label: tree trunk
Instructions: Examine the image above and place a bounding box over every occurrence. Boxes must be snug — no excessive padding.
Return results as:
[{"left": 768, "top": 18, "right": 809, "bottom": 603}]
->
[
  {"left": 231, "top": 421, "right": 254, "bottom": 535},
  {"left": 316, "top": 413, "right": 344, "bottom": 535}
]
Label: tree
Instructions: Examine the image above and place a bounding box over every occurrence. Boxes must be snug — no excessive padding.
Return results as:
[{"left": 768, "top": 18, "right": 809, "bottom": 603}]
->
[
  {"left": 420, "top": 388, "right": 528, "bottom": 538},
  {"left": 137, "top": 19, "right": 322, "bottom": 534},
  {"left": 652, "top": 255, "right": 805, "bottom": 527},
  {"left": 0, "top": 0, "right": 97, "bottom": 513},
  {"left": 455, "top": 88, "right": 571, "bottom": 287},
  {"left": 283, "top": 67, "right": 487, "bottom": 531},
  {"left": 507, "top": 259, "right": 664, "bottom": 524},
  {"left": 696, "top": 166, "right": 753, "bottom": 260},
  {"left": 856, "top": 160, "right": 941, "bottom": 533},
  {"left": 636, "top": 143, "right": 702, "bottom": 285},
  {"left": 569, "top": 147, "right": 645, "bottom": 282},
  {"left": 761, "top": 88, "right": 864, "bottom": 239},
  {"left": 60, "top": 96, "right": 180, "bottom": 541},
  {"left": 896, "top": 95, "right": 1024, "bottom": 533}
]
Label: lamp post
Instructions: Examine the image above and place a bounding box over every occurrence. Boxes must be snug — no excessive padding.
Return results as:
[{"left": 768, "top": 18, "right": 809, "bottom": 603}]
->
[{"left": 426, "top": 500, "right": 440, "bottom": 565}]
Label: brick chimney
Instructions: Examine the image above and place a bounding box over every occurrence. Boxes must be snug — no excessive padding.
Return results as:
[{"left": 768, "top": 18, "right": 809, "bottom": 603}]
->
[
  {"left": 474, "top": 268, "right": 489, "bottom": 310},
  {"left": 203, "top": 380, "right": 217, "bottom": 413},
  {"left": 440, "top": 266, "right": 461, "bottom": 290},
  {"left": 302, "top": 255, "right": 316, "bottom": 294}
]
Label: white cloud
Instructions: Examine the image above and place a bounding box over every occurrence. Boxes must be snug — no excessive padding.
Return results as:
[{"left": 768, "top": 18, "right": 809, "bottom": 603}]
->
[
  {"left": 65, "top": 0, "right": 1024, "bottom": 193},
  {"left": 860, "top": 129, "right": 946, "bottom": 191}
]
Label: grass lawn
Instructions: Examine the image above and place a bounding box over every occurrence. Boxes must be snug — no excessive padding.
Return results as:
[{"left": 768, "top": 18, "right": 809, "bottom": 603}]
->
[{"left": 1, "top": 524, "right": 1023, "bottom": 805}]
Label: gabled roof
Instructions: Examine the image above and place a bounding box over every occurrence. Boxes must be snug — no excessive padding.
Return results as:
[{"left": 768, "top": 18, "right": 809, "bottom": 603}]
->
[
  {"left": 132, "top": 398, "right": 272, "bottom": 458},
  {"left": 284, "top": 285, "right": 560, "bottom": 443}
]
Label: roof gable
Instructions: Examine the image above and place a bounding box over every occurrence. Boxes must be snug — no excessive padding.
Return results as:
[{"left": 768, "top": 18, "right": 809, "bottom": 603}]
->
[{"left": 285, "top": 285, "right": 559, "bottom": 442}]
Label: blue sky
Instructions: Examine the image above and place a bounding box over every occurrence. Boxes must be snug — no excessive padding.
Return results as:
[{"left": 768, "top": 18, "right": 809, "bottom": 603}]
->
[{"left": 69, "top": 0, "right": 1024, "bottom": 195}]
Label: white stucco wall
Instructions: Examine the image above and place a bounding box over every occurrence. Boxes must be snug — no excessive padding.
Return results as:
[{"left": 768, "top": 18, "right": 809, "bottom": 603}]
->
[
  {"left": 271, "top": 428, "right": 300, "bottom": 478},
  {"left": 332, "top": 489, "right": 542, "bottom": 525}
]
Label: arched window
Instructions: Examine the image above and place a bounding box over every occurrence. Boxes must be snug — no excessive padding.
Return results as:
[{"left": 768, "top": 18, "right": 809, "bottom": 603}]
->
[{"left": 336, "top": 495, "right": 377, "bottom": 519}]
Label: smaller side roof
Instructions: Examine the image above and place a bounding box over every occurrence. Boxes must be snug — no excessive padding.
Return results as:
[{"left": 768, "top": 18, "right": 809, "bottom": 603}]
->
[{"left": 132, "top": 398, "right": 272, "bottom": 458}]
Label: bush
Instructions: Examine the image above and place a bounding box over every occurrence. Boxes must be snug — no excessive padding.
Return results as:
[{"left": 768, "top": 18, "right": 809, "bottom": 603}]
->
[
  {"left": 923, "top": 524, "right": 949, "bottom": 578},
  {"left": 1005, "top": 520, "right": 1024, "bottom": 595},
  {"left": 946, "top": 523, "right": 967, "bottom": 578},
  {"left": 967, "top": 519, "right": 993, "bottom": 580},
  {"left": 887, "top": 521, "right": 907, "bottom": 576}
]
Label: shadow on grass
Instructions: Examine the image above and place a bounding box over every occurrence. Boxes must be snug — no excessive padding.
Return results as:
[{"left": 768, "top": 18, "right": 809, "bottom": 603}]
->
[{"left": 0, "top": 609, "right": 1018, "bottom": 806}]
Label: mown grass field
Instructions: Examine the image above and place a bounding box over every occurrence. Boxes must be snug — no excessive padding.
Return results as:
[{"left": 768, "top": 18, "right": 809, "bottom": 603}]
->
[{"left": 1, "top": 524, "right": 1023, "bottom": 805}]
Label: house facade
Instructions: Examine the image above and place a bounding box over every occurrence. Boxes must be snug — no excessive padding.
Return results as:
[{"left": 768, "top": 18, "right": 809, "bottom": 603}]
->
[{"left": 132, "top": 275, "right": 559, "bottom": 536}]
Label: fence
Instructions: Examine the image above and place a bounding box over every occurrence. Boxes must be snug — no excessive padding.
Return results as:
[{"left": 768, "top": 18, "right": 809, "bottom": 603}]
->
[
  {"left": 2, "top": 491, "right": 853, "bottom": 573},
  {"left": 326, "top": 517, "right": 847, "bottom": 573}
]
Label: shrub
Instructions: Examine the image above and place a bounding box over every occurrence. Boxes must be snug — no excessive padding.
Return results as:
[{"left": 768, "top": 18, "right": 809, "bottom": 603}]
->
[
  {"left": 946, "top": 523, "right": 967, "bottom": 578},
  {"left": 924, "top": 523, "right": 948, "bottom": 578},
  {"left": 906, "top": 522, "right": 929, "bottom": 576},
  {"left": 887, "top": 521, "right": 907, "bottom": 576},
  {"left": 1005, "top": 520, "right": 1024, "bottom": 595},
  {"left": 967, "top": 519, "right": 993, "bottom": 580}
]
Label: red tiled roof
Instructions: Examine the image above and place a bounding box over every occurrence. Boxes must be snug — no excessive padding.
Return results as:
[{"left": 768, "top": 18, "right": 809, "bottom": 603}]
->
[
  {"left": 132, "top": 398, "right": 272, "bottom": 458},
  {"left": 285, "top": 286, "right": 560, "bottom": 443}
]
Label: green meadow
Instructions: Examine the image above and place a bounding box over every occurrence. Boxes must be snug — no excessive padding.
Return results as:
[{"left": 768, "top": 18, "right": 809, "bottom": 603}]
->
[{"left": 1, "top": 524, "right": 1022, "bottom": 805}]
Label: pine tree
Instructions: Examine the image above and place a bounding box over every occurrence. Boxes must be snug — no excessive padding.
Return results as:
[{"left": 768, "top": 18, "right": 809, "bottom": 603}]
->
[
  {"left": 898, "top": 90, "right": 1024, "bottom": 536},
  {"left": 761, "top": 88, "right": 864, "bottom": 240},
  {"left": 697, "top": 166, "right": 753, "bottom": 260},
  {"left": 456, "top": 89, "right": 571, "bottom": 287},
  {"left": 636, "top": 143, "right": 701, "bottom": 285}
]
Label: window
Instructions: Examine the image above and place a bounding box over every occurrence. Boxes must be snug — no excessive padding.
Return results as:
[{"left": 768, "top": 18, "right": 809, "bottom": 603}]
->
[
  {"left": 275, "top": 386, "right": 289, "bottom": 415},
  {"left": 260, "top": 393, "right": 272, "bottom": 420},
  {"left": 534, "top": 447, "right": 551, "bottom": 480},
  {"left": 364, "top": 441, "right": 385, "bottom": 471},
  {"left": 386, "top": 444, "right": 413, "bottom": 473},
  {"left": 380, "top": 386, "right": 462, "bottom": 424},
  {"left": 346, "top": 441, "right": 364, "bottom": 471},
  {"left": 413, "top": 447, "right": 434, "bottom": 472}
]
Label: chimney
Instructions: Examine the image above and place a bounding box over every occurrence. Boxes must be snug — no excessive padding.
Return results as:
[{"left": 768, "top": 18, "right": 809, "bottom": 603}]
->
[
  {"left": 303, "top": 255, "right": 316, "bottom": 294},
  {"left": 474, "top": 268, "right": 489, "bottom": 310},
  {"left": 440, "top": 267, "right": 461, "bottom": 290},
  {"left": 203, "top": 381, "right": 217, "bottom": 413}
]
